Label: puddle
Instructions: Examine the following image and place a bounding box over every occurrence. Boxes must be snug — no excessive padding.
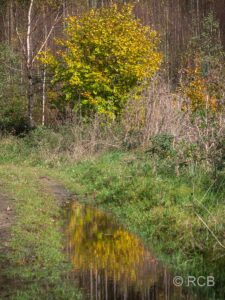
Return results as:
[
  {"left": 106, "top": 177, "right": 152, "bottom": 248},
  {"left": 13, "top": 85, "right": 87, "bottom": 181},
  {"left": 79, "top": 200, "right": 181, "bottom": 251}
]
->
[{"left": 65, "top": 202, "right": 207, "bottom": 300}]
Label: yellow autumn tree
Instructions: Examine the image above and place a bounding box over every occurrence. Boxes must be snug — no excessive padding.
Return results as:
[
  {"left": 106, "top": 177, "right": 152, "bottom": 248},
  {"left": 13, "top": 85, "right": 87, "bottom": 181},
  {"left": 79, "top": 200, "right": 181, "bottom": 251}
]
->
[
  {"left": 182, "top": 61, "right": 218, "bottom": 113},
  {"left": 40, "top": 4, "right": 161, "bottom": 119}
]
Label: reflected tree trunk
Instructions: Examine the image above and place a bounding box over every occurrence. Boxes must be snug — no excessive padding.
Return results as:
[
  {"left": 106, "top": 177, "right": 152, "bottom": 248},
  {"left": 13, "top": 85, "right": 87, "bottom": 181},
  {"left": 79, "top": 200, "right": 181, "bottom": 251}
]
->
[
  {"left": 105, "top": 270, "right": 108, "bottom": 300},
  {"left": 113, "top": 271, "right": 116, "bottom": 300},
  {"left": 90, "top": 268, "right": 93, "bottom": 300},
  {"left": 95, "top": 269, "right": 98, "bottom": 300}
]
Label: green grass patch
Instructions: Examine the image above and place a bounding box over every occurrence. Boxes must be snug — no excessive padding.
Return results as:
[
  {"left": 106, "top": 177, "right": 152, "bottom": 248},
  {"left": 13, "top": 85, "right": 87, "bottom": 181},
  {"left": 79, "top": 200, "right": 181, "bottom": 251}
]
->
[
  {"left": 0, "top": 165, "right": 82, "bottom": 300},
  {"left": 49, "top": 151, "right": 225, "bottom": 296}
]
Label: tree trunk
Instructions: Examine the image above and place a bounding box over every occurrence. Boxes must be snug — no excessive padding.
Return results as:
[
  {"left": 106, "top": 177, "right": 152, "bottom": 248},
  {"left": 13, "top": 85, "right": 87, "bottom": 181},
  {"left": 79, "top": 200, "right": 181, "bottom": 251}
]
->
[
  {"left": 27, "top": 70, "right": 34, "bottom": 127},
  {"left": 42, "top": 68, "right": 46, "bottom": 126},
  {"left": 27, "top": 0, "right": 34, "bottom": 127}
]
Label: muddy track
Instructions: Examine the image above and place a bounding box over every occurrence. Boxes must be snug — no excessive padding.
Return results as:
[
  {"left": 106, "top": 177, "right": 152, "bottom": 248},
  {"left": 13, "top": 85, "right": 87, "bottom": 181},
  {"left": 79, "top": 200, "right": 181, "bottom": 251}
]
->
[
  {"left": 0, "top": 192, "right": 14, "bottom": 298},
  {"left": 39, "top": 176, "right": 75, "bottom": 205},
  {"left": 0, "top": 176, "right": 72, "bottom": 243},
  {"left": 0, "top": 193, "right": 13, "bottom": 248},
  {"left": 0, "top": 176, "right": 73, "bottom": 243},
  {"left": 0, "top": 176, "right": 75, "bottom": 298}
]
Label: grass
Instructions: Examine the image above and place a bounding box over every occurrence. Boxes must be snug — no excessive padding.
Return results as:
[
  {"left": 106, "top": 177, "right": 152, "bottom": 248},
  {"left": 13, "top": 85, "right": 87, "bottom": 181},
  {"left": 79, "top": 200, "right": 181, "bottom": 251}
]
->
[
  {"left": 0, "top": 164, "right": 82, "bottom": 300},
  {"left": 53, "top": 152, "right": 225, "bottom": 274},
  {"left": 50, "top": 152, "right": 225, "bottom": 298},
  {"left": 0, "top": 129, "right": 224, "bottom": 298}
]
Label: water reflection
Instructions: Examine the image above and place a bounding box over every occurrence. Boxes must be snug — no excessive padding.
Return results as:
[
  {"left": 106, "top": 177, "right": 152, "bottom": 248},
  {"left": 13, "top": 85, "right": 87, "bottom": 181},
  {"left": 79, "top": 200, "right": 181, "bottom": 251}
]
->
[{"left": 66, "top": 202, "right": 201, "bottom": 300}]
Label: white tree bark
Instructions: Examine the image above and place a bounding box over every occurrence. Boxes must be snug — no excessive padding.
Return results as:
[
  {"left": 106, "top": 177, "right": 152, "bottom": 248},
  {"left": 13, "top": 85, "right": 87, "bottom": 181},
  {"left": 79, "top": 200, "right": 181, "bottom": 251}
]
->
[{"left": 27, "top": 0, "right": 34, "bottom": 126}]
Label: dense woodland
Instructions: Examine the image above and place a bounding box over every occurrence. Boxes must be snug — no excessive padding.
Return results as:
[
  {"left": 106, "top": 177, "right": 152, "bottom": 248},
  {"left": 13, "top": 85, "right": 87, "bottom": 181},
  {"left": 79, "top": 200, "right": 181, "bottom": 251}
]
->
[{"left": 0, "top": 0, "right": 225, "bottom": 124}]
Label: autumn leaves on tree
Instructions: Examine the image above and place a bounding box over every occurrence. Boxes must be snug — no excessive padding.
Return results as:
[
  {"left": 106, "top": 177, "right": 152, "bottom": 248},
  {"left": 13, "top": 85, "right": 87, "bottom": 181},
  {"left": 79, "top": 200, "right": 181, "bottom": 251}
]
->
[
  {"left": 1, "top": 1, "right": 225, "bottom": 133},
  {"left": 40, "top": 5, "right": 161, "bottom": 119}
]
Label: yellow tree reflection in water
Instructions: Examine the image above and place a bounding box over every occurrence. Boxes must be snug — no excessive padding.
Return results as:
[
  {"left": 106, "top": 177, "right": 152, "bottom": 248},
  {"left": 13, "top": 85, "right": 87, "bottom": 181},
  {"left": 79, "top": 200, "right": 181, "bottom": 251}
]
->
[{"left": 66, "top": 202, "right": 159, "bottom": 290}]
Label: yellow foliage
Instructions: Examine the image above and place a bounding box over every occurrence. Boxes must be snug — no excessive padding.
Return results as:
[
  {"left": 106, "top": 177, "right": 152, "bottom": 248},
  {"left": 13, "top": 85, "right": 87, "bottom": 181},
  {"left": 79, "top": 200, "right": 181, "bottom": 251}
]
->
[
  {"left": 182, "top": 64, "right": 219, "bottom": 112},
  {"left": 66, "top": 202, "right": 158, "bottom": 289},
  {"left": 39, "top": 4, "right": 162, "bottom": 118}
]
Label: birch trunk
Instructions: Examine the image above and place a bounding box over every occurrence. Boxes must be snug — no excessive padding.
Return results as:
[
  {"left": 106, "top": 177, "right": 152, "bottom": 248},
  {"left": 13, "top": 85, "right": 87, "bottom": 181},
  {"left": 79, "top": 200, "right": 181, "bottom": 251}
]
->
[{"left": 27, "top": 0, "right": 34, "bottom": 127}]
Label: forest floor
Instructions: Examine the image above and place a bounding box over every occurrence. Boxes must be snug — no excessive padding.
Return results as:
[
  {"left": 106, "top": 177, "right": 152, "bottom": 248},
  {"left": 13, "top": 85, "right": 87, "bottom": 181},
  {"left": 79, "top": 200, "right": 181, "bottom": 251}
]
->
[
  {"left": 0, "top": 135, "right": 224, "bottom": 299},
  {"left": 0, "top": 165, "right": 82, "bottom": 300},
  {"left": 0, "top": 192, "right": 14, "bottom": 298},
  {"left": 0, "top": 192, "right": 13, "bottom": 245}
]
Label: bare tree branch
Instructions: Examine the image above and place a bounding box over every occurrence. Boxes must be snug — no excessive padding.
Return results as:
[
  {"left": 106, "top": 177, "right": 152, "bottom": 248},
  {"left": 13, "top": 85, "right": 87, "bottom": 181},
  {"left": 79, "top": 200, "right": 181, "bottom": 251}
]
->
[{"left": 32, "top": 8, "right": 63, "bottom": 64}]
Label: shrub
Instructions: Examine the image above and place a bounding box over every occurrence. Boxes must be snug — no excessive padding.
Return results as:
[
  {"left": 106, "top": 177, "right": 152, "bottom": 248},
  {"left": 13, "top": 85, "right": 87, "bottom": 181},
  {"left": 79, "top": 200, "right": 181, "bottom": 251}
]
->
[
  {"left": 40, "top": 4, "right": 161, "bottom": 119},
  {"left": 148, "top": 134, "right": 174, "bottom": 158}
]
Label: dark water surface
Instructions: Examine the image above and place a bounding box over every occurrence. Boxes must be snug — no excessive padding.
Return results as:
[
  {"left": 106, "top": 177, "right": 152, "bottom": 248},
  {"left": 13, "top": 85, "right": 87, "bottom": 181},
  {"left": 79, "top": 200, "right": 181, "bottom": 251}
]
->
[{"left": 65, "top": 202, "right": 211, "bottom": 300}]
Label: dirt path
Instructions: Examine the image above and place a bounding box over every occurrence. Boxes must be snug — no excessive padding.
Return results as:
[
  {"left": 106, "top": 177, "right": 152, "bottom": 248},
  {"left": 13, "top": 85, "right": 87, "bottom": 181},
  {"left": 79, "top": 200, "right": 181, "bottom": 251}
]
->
[
  {"left": 0, "top": 176, "right": 72, "bottom": 246},
  {"left": 0, "top": 192, "right": 14, "bottom": 297},
  {"left": 0, "top": 176, "right": 75, "bottom": 298},
  {"left": 0, "top": 192, "right": 13, "bottom": 248},
  {"left": 39, "top": 176, "right": 75, "bottom": 205}
]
